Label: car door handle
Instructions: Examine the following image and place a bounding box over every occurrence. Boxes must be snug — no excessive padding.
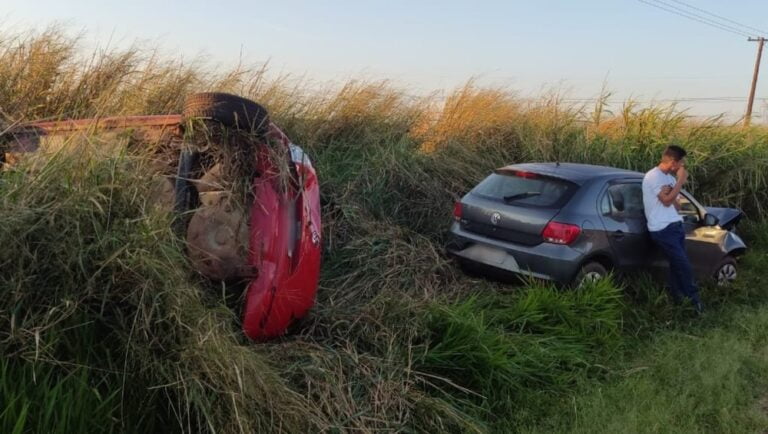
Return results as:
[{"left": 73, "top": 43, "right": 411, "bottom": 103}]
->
[{"left": 611, "top": 230, "right": 625, "bottom": 239}]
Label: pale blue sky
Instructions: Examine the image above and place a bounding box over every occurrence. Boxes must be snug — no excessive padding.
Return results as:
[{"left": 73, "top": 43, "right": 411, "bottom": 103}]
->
[{"left": 4, "top": 0, "right": 768, "bottom": 120}]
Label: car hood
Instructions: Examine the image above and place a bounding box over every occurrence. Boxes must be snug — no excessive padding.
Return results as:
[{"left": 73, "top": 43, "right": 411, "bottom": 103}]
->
[{"left": 705, "top": 207, "right": 743, "bottom": 230}]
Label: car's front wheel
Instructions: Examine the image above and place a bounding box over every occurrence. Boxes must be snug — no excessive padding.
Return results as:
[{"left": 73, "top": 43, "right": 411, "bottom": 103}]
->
[
  {"left": 714, "top": 256, "right": 738, "bottom": 286},
  {"left": 575, "top": 261, "right": 608, "bottom": 287},
  {"left": 183, "top": 92, "right": 270, "bottom": 135}
]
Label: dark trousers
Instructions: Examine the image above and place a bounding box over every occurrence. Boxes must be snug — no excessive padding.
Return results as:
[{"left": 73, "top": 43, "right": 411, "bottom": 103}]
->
[{"left": 649, "top": 222, "right": 701, "bottom": 305}]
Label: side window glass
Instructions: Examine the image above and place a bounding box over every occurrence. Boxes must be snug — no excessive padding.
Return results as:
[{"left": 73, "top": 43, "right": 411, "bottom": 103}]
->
[
  {"left": 600, "top": 193, "right": 611, "bottom": 215},
  {"left": 603, "top": 183, "right": 645, "bottom": 220},
  {"left": 678, "top": 193, "right": 700, "bottom": 223}
]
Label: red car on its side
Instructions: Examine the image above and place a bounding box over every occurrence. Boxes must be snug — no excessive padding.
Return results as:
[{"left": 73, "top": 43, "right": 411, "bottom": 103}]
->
[{"left": 1, "top": 93, "right": 322, "bottom": 340}]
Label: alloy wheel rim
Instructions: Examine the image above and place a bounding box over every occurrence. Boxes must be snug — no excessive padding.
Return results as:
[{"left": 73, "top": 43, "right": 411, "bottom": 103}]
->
[
  {"left": 717, "top": 263, "right": 737, "bottom": 286},
  {"left": 580, "top": 271, "right": 604, "bottom": 286}
]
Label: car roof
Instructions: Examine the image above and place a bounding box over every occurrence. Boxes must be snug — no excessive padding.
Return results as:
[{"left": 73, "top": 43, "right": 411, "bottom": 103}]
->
[{"left": 497, "top": 162, "right": 643, "bottom": 184}]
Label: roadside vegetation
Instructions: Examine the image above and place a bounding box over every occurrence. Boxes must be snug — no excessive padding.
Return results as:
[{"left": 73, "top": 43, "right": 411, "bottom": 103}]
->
[{"left": 1, "top": 27, "right": 768, "bottom": 433}]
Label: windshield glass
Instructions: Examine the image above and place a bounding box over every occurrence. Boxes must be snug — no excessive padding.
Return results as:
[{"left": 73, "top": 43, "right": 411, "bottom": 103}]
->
[{"left": 471, "top": 173, "right": 576, "bottom": 208}]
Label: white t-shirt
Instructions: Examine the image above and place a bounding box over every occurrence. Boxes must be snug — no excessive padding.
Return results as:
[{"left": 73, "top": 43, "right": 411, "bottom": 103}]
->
[{"left": 642, "top": 167, "right": 682, "bottom": 232}]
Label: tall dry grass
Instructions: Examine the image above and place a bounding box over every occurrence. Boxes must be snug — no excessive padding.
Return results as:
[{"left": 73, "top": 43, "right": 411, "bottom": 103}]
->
[{"left": 2, "top": 27, "right": 766, "bottom": 219}]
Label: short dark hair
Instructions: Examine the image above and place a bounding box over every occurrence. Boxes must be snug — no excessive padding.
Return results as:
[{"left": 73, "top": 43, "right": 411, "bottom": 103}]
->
[{"left": 663, "top": 145, "right": 687, "bottom": 161}]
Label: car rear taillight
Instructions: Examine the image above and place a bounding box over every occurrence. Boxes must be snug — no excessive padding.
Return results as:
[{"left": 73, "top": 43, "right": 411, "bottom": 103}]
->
[
  {"left": 453, "top": 202, "right": 463, "bottom": 221},
  {"left": 542, "top": 221, "right": 581, "bottom": 245},
  {"left": 512, "top": 170, "right": 538, "bottom": 179}
]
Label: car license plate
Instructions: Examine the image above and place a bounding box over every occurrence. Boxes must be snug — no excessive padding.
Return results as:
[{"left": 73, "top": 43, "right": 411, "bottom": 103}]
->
[{"left": 464, "top": 244, "right": 506, "bottom": 265}]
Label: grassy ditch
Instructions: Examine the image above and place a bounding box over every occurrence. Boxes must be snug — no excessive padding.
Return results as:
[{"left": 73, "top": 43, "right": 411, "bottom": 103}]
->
[{"left": 1, "top": 27, "right": 768, "bottom": 433}]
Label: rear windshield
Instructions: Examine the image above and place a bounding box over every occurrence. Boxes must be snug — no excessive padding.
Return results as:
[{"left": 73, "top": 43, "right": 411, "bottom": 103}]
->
[{"left": 471, "top": 172, "right": 577, "bottom": 208}]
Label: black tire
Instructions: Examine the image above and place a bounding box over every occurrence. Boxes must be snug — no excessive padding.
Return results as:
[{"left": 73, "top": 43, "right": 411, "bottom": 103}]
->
[
  {"left": 713, "top": 255, "right": 738, "bottom": 286},
  {"left": 574, "top": 262, "right": 608, "bottom": 287},
  {"left": 183, "top": 92, "right": 269, "bottom": 135}
]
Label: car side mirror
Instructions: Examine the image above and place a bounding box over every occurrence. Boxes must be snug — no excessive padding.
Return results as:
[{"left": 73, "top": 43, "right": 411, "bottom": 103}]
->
[
  {"left": 703, "top": 213, "right": 719, "bottom": 227},
  {"left": 682, "top": 214, "right": 698, "bottom": 224}
]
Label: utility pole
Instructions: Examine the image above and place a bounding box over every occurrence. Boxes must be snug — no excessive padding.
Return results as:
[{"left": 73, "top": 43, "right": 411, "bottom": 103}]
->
[{"left": 745, "top": 37, "right": 766, "bottom": 127}]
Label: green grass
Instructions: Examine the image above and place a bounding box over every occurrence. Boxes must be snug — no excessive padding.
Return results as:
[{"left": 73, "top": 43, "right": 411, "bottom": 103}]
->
[
  {"left": 414, "top": 279, "right": 623, "bottom": 429},
  {"left": 522, "top": 224, "right": 768, "bottom": 433},
  {"left": 0, "top": 359, "right": 120, "bottom": 434},
  {"left": 526, "top": 305, "right": 768, "bottom": 434}
]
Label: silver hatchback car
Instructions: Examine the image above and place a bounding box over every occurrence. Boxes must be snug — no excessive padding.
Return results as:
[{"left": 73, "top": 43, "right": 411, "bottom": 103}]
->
[{"left": 447, "top": 163, "right": 746, "bottom": 286}]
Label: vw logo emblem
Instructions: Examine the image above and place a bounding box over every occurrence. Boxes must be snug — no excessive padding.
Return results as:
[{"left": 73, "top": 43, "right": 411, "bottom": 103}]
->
[{"left": 490, "top": 212, "right": 501, "bottom": 226}]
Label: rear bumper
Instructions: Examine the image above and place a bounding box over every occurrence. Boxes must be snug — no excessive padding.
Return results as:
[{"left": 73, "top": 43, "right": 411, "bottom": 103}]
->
[{"left": 447, "top": 222, "right": 583, "bottom": 284}]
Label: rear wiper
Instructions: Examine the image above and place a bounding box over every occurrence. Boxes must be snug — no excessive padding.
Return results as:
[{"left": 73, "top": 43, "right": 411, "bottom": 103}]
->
[{"left": 503, "top": 192, "right": 541, "bottom": 203}]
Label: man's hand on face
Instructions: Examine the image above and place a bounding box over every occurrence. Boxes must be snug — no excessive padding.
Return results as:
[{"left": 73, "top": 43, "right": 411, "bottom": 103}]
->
[{"left": 676, "top": 165, "right": 688, "bottom": 185}]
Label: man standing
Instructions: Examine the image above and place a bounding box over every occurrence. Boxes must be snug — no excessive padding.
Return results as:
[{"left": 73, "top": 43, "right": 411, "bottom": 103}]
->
[{"left": 642, "top": 145, "right": 702, "bottom": 312}]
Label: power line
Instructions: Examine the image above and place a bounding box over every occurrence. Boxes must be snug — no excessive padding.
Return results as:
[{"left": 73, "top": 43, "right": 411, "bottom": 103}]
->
[
  {"left": 639, "top": 0, "right": 768, "bottom": 124},
  {"left": 666, "top": 0, "right": 768, "bottom": 37},
  {"left": 639, "top": 0, "right": 751, "bottom": 37},
  {"left": 638, "top": 0, "right": 751, "bottom": 38},
  {"left": 650, "top": 0, "right": 756, "bottom": 35}
]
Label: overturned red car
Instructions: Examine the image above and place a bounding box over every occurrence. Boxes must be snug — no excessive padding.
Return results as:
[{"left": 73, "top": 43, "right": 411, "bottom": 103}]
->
[{"left": 1, "top": 93, "right": 322, "bottom": 340}]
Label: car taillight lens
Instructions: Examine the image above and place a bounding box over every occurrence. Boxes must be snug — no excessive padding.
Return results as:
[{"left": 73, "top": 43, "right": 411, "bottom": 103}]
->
[
  {"left": 453, "top": 202, "right": 463, "bottom": 221},
  {"left": 513, "top": 170, "right": 538, "bottom": 179},
  {"left": 542, "top": 221, "right": 581, "bottom": 245}
]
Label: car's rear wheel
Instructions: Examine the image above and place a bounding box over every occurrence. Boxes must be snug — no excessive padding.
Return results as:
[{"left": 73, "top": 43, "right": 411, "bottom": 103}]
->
[
  {"left": 575, "top": 261, "right": 608, "bottom": 287},
  {"left": 714, "top": 256, "right": 737, "bottom": 286}
]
